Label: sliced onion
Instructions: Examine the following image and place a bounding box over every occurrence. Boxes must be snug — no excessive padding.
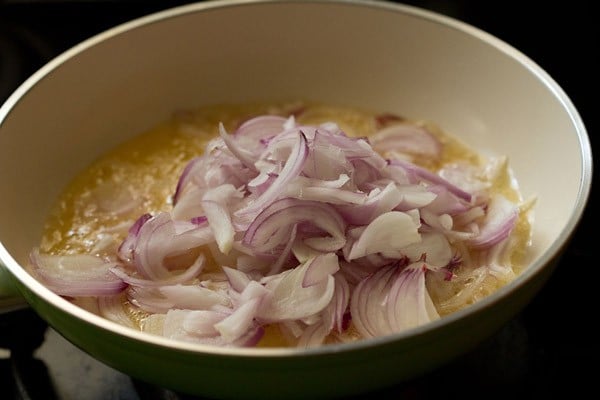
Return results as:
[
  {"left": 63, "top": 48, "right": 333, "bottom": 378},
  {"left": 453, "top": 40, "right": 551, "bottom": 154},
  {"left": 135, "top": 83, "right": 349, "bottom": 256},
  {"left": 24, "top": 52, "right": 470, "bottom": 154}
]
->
[
  {"left": 350, "top": 264, "right": 397, "bottom": 338},
  {"left": 234, "top": 115, "right": 289, "bottom": 150},
  {"left": 131, "top": 213, "right": 213, "bottom": 280},
  {"left": 159, "top": 284, "right": 231, "bottom": 310},
  {"left": 331, "top": 273, "right": 350, "bottom": 333},
  {"left": 97, "top": 294, "right": 136, "bottom": 328},
  {"left": 219, "top": 122, "right": 258, "bottom": 171},
  {"left": 350, "top": 262, "right": 439, "bottom": 338},
  {"left": 386, "top": 263, "right": 440, "bottom": 330},
  {"left": 390, "top": 159, "right": 473, "bottom": 203},
  {"left": 285, "top": 184, "right": 366, "bottom": 205},
  {"left": 234, "top": 131, "right": 309, "bottom": 222},
  {"left": 43, "top": 109, "right": 528, "bottom": 348},
  {"left": 112, "top": 253, "right": 205, "bottom": 288},
  {"left": 29, "top": 249, "right": 126, "bottom": 297},
  {"left": 162, "top": 306, "right": 264, "bottom": 347},
  {"left": 223, "top": 266, "right": 251, "bottom": 292},
  {"left": 173, "top": 157, "right": 201, "bottom": 205},
  {"left": 303, "top": 253, "right": 340, "bottom": 287},
  {"left": 468, "top": 195, "right": 519, "bottom": 249},
  {"left": 257, "top": 256, "right": 336, "bottom": 322},
  {"left": 126, "top": 278, "right": 229, "bottom": 314},
  {"left": 268, "top": 224, "right": 298, "bottom": 275},
  {"left": 201, "top": 184, "right": 243, "bottom": 254},
  {"left": 337, "top": 182, "right": 402, "bottom": 225},
  {"left": 118, "top": 213, "right": 152, "bottom": 263},
  {"left": 347, "top": 211, "right": 421, "bottom": 260},
  {"left": 370, "top": 124, "right": 441, "bottom": 159},
  {"left": 296, "top": 321, "right": 330, "bottom": 348},
  {"left": 243, "top": 198, "right": 346, "bottom": 254},
  {"left": 163, "top": 309, "right": 227, "bottom": 343},
  {"left": 214, "top": 297, "right": 262, "bottom": 342}
]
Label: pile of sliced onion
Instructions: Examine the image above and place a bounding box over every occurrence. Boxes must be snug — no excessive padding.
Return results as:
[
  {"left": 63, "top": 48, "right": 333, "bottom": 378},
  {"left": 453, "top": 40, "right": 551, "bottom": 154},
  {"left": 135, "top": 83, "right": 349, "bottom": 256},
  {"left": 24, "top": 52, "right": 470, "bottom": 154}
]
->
[{"left": 30, "top": 113, "right": 528, "bottom": 348}]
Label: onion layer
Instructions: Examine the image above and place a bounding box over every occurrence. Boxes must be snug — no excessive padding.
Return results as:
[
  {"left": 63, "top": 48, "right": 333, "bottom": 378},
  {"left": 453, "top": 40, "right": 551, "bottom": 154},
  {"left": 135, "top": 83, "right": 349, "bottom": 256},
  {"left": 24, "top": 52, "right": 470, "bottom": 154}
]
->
[{"left": 31, "top": 110, "right": 529, "bottom": 348}]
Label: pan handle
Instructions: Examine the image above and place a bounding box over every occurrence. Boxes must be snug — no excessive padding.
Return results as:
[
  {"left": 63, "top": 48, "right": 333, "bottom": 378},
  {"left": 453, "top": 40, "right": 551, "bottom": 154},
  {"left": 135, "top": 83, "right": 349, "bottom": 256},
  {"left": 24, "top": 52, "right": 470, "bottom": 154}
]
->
[{"left": 0, "top": 262, "right": 28, "bottom": 313}]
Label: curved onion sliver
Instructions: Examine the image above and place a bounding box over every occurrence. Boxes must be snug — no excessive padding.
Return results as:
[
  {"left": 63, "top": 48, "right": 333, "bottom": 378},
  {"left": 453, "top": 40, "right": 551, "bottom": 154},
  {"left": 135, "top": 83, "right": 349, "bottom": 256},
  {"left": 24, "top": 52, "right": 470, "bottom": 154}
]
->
[
  {"left": 350, "top": 262, "right": 439, "bottom": 338},
  {"left": 30, "top": 249, "right": 126, "bottom": 297}
]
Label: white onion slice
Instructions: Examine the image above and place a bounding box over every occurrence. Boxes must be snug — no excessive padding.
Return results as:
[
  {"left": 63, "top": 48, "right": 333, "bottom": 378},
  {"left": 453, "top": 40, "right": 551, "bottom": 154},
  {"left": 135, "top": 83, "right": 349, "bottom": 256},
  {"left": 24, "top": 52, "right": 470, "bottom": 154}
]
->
[
  {"left": 350, "top": 262, "right": 439, "bottom": 338},
  {"left": 257, "top": 256, "right": 336, "bottom": 322},
  {"left": 218, "top": 122, "right": 258, "bottom": 171},
  {"left": 97, "top": 294, "right": 136, "bottom": 328},
  {"left": 243, "top": 198, "right": 346, "bottom": 254},
  {"left": 234, "top": 115, "right": 289, "bottom": 150},
  {"left": 347, "top": 211, "right": 421, "bottom": 260},
  {"left": 131, "top": 213, "right": 213, "bottom": 280},
  {"left": 110, "top": 253, "right": 205, "bottom": 288},
  {"left": 468, "top": 195, "right": 519, "bottom": 249},
  {"left": 29, "top": 249, "right": 126, "bottom": 297},
  {"left": 370, "top": 124, "right": 441, "bottom": 159},
  {"left": 303, "top": 253, "right": 340, "bottom": 287},
  {"left": 235, "top": 131, "right": 309, "bottom": 221},
  {"left": 214, "top": 297, "right": 262, "bottom": 343},
  {"left": 201, "top": 184, "right": 243, "bottom": 254},
  {"left": 390, "top": 159, "right": 472, "bottom": 202}
]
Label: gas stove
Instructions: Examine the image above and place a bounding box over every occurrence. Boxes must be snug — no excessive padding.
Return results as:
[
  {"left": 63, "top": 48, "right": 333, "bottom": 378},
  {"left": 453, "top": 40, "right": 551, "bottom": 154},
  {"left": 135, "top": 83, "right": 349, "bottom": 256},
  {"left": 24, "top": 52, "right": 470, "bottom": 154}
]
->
[{"left": 1, "top": 1, "right": 598, "bottom": 399}]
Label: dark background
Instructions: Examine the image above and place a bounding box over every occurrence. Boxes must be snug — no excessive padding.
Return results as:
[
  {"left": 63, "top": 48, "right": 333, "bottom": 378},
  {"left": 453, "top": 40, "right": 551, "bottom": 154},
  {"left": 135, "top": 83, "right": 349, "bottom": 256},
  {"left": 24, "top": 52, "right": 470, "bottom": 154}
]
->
[{"left": 1, "top": 1, "right": 598, "bottom": 399}]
